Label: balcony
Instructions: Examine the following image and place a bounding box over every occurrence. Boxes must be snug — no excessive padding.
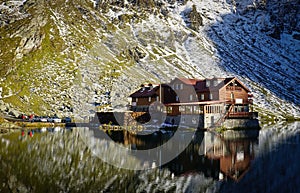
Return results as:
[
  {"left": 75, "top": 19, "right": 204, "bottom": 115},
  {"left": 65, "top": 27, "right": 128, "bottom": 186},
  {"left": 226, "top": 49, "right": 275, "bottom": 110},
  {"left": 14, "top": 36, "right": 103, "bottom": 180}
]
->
[
  {"left": 227, "top": 112, "right": 258, "bottom": 119},
  {"left": 226, "top": 99, "right": 252, "bottom": 104}
]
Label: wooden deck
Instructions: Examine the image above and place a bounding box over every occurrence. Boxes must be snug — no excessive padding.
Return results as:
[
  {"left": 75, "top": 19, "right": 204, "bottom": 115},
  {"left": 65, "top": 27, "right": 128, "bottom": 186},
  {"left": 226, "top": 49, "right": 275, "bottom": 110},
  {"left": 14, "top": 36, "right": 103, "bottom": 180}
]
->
[{"left": 227, "top": 112, "right": 258, "bottom": 119}]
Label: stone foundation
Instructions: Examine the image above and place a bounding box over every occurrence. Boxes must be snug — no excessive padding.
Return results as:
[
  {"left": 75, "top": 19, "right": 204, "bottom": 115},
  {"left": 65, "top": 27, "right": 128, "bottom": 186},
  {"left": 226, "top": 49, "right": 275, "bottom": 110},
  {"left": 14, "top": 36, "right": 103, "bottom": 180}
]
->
[
  {"left": 94, "top": 112, "right": 260, "bottom": 130},
  {"left": 221, "top": 129, "right": 260, "bottom": 140},
  {"left": 222, "top": 119, "right": 260, "bottom": 129}
]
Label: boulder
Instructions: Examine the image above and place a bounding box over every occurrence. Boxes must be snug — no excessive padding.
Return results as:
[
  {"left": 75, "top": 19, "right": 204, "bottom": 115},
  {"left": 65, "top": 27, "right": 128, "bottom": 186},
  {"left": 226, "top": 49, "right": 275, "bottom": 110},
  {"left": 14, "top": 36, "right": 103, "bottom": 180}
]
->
[
  {"left": 8, "top": 110, "right": 20, "bottom": 118},
  {"left": 0, "top": 100, "right": 8, "bottom": 112},
  {"left": 188, "top": 5, "right": 203, "bottom": 31}
]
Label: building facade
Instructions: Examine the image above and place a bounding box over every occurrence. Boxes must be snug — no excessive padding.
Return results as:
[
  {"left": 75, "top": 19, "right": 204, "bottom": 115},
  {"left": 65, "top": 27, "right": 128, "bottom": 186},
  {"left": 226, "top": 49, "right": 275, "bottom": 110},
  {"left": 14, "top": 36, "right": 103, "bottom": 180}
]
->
[{"left": 129, "top": 77, "right": 258, "bottom": 129}]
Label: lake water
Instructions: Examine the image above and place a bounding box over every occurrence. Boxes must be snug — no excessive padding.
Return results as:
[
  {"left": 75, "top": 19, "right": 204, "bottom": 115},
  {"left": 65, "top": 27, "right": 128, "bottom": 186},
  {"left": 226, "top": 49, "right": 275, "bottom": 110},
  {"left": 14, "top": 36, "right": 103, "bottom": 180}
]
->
[{"left": 0, "top": 122, "right": 299, "bottom": 193}]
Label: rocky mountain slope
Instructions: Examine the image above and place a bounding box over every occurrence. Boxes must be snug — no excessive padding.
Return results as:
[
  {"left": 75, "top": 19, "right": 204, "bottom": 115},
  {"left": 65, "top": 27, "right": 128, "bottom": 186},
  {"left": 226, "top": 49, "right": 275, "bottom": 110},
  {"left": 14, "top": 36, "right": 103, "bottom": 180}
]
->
[{"left": 0, "top": 0, "right": 299, "bottom": 120}]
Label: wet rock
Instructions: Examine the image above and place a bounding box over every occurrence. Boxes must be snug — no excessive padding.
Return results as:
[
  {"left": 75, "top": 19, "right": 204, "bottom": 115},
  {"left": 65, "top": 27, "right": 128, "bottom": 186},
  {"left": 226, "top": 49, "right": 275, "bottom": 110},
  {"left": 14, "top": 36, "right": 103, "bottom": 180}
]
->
[
  {"left": 21, "top": 95, "right": 29, "bottom": 102},
  {"left": 125, "top": 46, "right": 146, "bottom": 62}
]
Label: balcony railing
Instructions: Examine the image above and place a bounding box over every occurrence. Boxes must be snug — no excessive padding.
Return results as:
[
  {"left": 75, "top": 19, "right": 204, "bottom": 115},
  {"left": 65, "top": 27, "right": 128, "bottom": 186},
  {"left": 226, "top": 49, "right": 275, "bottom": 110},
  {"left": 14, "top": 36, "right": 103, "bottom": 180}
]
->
[
  {"left": 227, "top": 112, "right": 258, "bottom": 119},
  {"left": 226, "top": 99, "right": 253, "bottom": 104}
]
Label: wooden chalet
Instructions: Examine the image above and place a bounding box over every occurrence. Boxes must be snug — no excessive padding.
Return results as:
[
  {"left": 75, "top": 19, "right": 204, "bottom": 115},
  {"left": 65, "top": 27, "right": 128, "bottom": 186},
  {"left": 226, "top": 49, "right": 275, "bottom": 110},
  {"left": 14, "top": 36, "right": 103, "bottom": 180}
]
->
[
  {"left": 130, "top": 83, "right": 164, "bottom": 112},
  {"left": 129, "top": 77, "right": 258, "bottom": 129}
]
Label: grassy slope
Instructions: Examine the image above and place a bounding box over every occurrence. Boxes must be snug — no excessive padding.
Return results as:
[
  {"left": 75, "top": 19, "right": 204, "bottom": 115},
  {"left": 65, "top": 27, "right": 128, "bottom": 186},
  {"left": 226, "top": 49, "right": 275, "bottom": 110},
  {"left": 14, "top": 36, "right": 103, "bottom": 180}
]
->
[{"left": 0, "top": 0, "right": 298, "bottom": 119}]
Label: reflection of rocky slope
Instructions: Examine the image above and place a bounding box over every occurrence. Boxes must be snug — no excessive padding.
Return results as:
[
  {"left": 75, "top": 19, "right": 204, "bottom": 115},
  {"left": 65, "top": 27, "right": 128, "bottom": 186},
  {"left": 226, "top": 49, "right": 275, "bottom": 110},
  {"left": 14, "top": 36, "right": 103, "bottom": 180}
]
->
[
  {"left": 0, "top": 129, "right": 217, "bottom": 192},
  {"left": 0, "top": 0, "right": 299, "bottom": 119}
]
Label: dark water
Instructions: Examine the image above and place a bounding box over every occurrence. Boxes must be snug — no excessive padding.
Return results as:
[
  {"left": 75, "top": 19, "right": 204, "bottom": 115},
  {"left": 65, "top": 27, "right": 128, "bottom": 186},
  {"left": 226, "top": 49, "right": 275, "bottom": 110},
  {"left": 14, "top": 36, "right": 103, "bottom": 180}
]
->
[{"left": 0, "top": 122, "right": 299, "bottom": 193}]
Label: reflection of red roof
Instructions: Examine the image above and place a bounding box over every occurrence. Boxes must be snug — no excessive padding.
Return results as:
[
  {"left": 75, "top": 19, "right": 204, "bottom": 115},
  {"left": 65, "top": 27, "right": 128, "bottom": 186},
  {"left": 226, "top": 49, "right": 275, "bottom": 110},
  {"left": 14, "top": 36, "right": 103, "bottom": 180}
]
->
[{"left": 129, "top": 86, "right": 159, "bottom": 97}]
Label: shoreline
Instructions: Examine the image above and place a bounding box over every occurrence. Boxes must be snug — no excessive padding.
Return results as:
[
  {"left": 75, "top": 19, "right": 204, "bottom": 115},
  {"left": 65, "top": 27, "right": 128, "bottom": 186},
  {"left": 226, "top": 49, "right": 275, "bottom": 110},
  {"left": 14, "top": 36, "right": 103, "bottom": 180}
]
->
[{"left": 13, "top": 121, "right": 66, "bottom": 128}]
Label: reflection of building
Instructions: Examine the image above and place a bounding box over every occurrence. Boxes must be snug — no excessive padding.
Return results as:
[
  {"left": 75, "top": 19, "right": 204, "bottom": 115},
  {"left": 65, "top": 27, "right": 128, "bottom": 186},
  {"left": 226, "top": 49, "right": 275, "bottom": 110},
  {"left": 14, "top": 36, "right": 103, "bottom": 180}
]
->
[
  {"left": 204, "top": 132, "right": 255, "bottom": 181},
  {"left": 106, "top": 130, "right": 256, "bottom": 182},
  {"left": 220, "top": 140, "right": 254, "bottom": 181},
  {"left": 129, "top": 77, "right": 258, "bottom": 129}
]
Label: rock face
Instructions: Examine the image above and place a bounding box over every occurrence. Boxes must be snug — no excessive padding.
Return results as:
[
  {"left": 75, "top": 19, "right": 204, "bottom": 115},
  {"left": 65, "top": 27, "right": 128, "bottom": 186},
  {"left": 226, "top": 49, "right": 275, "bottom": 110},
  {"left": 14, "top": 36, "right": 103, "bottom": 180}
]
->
[
  {"left": 0, "top": 1, "right": 30, "bottom": 27},
  {"left": 0, "top": 100, "right": 8, "bottom": 113},
  {"left": 0, "top": 0, "right": 299, "bottom": 119},
  {"left": 266, "top": 0, "right": 300, "bottom": 36},
  {"left": 187, "top": 5, "right": 203, "bottom": 31},
  {"left": 230, "top": 0, "right": 300, "bottom": 39}
]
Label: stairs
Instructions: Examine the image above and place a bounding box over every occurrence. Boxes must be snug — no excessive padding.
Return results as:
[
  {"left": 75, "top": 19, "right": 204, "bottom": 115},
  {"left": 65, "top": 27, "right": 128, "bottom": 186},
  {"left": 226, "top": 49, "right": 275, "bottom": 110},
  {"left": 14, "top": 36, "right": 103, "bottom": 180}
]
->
[{"left": 212, "top": 104, "right": 234, "bottom": 128}]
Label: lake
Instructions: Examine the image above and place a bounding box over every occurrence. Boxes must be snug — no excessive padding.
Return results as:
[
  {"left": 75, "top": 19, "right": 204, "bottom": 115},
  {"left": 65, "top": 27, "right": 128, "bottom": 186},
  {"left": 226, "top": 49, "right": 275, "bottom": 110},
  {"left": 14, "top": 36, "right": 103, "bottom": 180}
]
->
[{"left": 0, "top": 122, "right": 299, "bottom": 193}]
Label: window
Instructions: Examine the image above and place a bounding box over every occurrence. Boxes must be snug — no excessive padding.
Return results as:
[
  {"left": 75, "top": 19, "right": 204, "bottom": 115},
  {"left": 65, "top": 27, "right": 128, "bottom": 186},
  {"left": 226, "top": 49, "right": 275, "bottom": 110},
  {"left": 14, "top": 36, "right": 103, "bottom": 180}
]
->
[
  {"left": 230, "top": 92, "right": 234, "bottom": 99},
  {"left": 200, "top": 106, "right": 204, "bottom": 114},
  {"left": 194, "top": 106, "right": 200, "bottom": 114},
  {"left": 189, "top": 94, "right": 193, "bottom": 101},
  {"left": 136, "top": 98, "right": 138, "bottom": 102},
  {"left": 167, "top": 106, "right": 173, "bottom": 114},
  {"left": 209, "top": 93, "right": 213, "bottom": 100},
  {"left": 200, "top": 94, "right": 204, "bottom": 100},
  {"left": 213, "top": 80, "right": 218, "bottom": 87},
  {"left": 179, "top": 106, "right": 185, "bottom": 113},
  {"left": 180, "top": 84, "right": 183, "bottom": 90},
  {"left": 156, "top": 96, "right": 159, "bottom": 101},
  {"left": 175, "top": 84, "right": 179, "bottom": 90},
  {"left": 148, "top": 97, "right": 152, "bottom": 102},
  {"left": 176, "top": 96, "right": 179, "bottom": 102},
  {"left": 186, "top": 106, "right": 192, "bottom": 114},
  {"left": 206, "top": 80, "right": 210, "bottom": 87},
  {"left": 162, "top": 106, "right": 167, "bottom": 113}
]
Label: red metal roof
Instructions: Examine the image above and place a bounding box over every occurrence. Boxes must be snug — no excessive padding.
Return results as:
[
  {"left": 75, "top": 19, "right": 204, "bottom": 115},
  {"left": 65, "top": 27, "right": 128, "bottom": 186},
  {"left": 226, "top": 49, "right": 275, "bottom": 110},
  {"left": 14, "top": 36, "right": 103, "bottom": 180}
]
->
[
  {"left": 130, "top": 77, "right": 251, "bottom": 98},
  {"left": 165, "top": 100, "right": 227, "bottom": 106},
  {"left": 193, "top": 77, "right": 233, "bottom": 92},
  {"left": 176, "top": 78, "right": 200, "bottom": 85}
]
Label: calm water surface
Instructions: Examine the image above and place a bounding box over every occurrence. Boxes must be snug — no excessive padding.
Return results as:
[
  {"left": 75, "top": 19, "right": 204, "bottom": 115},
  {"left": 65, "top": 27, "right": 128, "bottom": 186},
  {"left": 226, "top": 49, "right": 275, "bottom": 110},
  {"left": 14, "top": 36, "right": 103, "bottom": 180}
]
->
[{"left": 0, "top": 122, "right": 299, "bottom": 193}]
